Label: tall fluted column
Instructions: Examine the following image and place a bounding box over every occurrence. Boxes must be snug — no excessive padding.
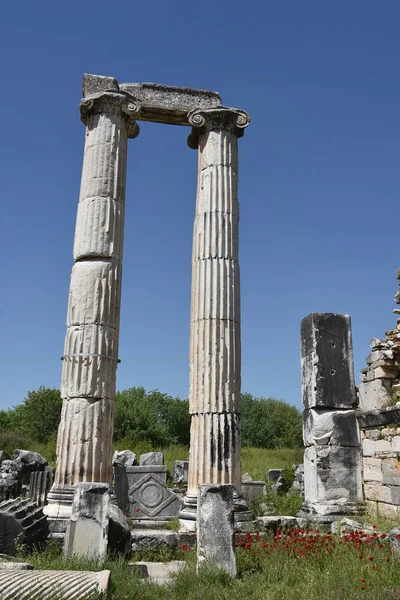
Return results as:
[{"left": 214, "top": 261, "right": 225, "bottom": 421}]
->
[
  {"left": 46, "top": 91, "right": 140, "bottom": 518},
  {"left": 184, "top": 108, "right": 250, "bottom": 511}
]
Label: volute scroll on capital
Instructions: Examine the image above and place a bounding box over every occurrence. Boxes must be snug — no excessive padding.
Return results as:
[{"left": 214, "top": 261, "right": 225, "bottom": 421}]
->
[
  {"left": 187, "top": 107, "right": 250, "bottom": 149},
  {"left": 79, "top": 90, "right": 142, "bottom": 139}
]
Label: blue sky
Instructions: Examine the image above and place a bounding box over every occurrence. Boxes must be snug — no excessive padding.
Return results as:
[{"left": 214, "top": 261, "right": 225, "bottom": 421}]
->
[{"left": 1, "top": 1, "right": 399, "bottom": 411}]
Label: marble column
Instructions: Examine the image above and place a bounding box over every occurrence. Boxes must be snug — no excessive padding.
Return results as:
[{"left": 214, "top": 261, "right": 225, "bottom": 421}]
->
[
  {"left": 46, "top": 91, "right": 140, "bottom": 518},
  {"left": 183, "top": 108, "right": 250, "bottom": 517}
]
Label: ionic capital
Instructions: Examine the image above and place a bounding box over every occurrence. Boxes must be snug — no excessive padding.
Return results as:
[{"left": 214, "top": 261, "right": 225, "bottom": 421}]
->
[
  {"left": 79, "top": 91, "right": 141, "bottom": 139},
  {"left": 187, "top": 107, "right": 250, "bottom": 149}
]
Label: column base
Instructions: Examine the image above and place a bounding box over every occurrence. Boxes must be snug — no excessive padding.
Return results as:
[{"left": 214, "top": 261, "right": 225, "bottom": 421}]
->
[
  {"left": 44, "top": 486, "right": 75, "bottom": 520},
  {"left": 179, "top": 491, "right": 253, "bottom": 532}
]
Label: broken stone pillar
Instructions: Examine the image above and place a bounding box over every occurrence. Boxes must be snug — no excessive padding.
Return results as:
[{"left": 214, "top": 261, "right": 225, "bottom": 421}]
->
[
  {"left": 301, "top": 313, "right": 363, "bottom": 516},
  {"left": 29, "top": 467, "right": 54, "bottom": 507},
  {"left": 183, "top": 107, "right": 250, "bottom": 521},
  {"left": 197, "top": 484, "right": 236, "bottom": 576},
  {"left": 64, "top": 483, "right": 110, "bottom": 560},
  {"left": 0, "top": 569, "right": 110, "bottom": 599},
  {"left": 46, "top": 76, "right": 140, "bottom": 519}
]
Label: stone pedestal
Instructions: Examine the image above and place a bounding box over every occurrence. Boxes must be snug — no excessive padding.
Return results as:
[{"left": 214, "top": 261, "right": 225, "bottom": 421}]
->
[
  {"left": 46, "top": 84, "right": 140, "bottom": 519},
  {"left": 301, "top": 313, "right": 362, "bottom": 516},
  {"left": 182, "top": 108, "right": 250, "bottom": 522}
]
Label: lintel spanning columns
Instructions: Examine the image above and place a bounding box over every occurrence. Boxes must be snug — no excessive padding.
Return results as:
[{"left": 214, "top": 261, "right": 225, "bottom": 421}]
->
[
  {"left": 184, "top": 108, "right": 250, "bottom": 511},
  {"left": 46, "top": 88, "right": 140, "bottom": 518}
]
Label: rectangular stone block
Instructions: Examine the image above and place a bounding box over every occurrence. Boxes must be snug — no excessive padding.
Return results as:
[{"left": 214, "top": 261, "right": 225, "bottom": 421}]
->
[
  {"left": 375, "top": 439, "right": 392, "bottom": 454},
  {"left": 197, "top": 484, "right": 236, "bottom": 577},
  {"left": 303, "top": 408, "right": 360, "bottom": 447},
  {"left": 139, "top": 452, "right": 164, "bottom": 466},
  {"left": 362, "top": 438, "right": 376, "bottom": 456},
  {"left": 304, "top": 445, "right": 362, "bottom": 505},
  {"left": 241, "top": 481, "right": 266, "bottom": 502},
  {"left": 82, "top": 73, "right": 119, "bottom": 96},
  {"left": 125, "top": 466, "right": 180, "bottom": 519},
  {"left": 382, "top": 458, "right": 400, "bottom": 486},
  {"left": 173, "top": 461, "right": 189, "bottom": 484},
  {"left": 364, "top": 483, "right": 400, "bottom": 505},
  {"left": 357, "top": 380, "right": 392, "bottom": 412},
  {"left": 119, "top": 82, "right": 221, "bottom": 126},
  {"left": 64, "top": 483, "right": 110, "bottom": 560},
  {"left": 363, "top": 457, "right": 383, "bottom": 482},
  {"left": 378, "top": 502, "right": 400, "bottom": 519},
  {"left": 301, "top": 313, "right": 356, "bottom": 409}
]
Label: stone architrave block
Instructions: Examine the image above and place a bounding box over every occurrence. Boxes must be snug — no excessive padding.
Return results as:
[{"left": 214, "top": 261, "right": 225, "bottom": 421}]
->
[
  {"left": 173, "top": 461, "right": 189, "bottom": 484},
  {"left": 197, "top": 484, "right": 236, "bottom": 577},
  {"left": 304, "top": 445, "right": 363, "bottom": 506},
  {"left": 0, "top": 569, "right": 110, "bottom": 599},
  {"left": 139, "top": 452, "right": 164, "bottom": 466},
  {"left": 126, "top": 466, "right": 180, "bottom": 519},
  {"left": 303, "top": 408, "right": 360, "bottom": 447},
  {"left": 64, "top": 483, "right": 110, "bottom": 560},
  {"left": 301, "top": 313, "right": 356, "bottom": 409},
  {"left": 358, "top": 380, "right": 392, "bottom": 412}
]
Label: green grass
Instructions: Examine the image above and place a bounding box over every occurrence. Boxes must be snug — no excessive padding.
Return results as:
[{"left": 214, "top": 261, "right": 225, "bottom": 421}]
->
[{"left": 23, "top": 527, "right": 400, "bottom": 600}]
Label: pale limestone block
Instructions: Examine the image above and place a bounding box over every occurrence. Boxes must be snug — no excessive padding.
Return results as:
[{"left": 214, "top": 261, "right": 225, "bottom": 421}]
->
[
  {"left": 303, "top": 408, "right": 360, "bottom": 447},
  {"left": 67, "top": 260, "right": 122, "bottom": 328},
  {"left": 364, "top": 483, "right": 400, "bottom": 505},
  {"left": 365, "top": 499, "right": 378, "bottom": 517},
  {"left": 74, "top": 197, "right": 124, "bottom": 261},
  {"left": 358, "top": 380, "right": 392, "bottom": 412},
  {"left": 382, "top": 458, "right": 400, "bottom": 486},
  {"left": 378, "top": 502, "right": 399, "bottom": 519},
  {"left": 375, "top": 439, "right": 392, "bottom": 454},
  {"left": 363, "top": 457, "right": 383, "bottom": 482},
  {"left": 373, "top": 366, "right": 398, "bottom": 379},
  {"left": 362, "top": 438, "right": 375, "bottom": 456},
  {"left": 64, "top": 483, "right": 110, "bottom": 560},
  {"left": 392, "top": 436, "right": 400, "bottom": 452},
  {"left": 197, "top": 484, "right": 236, "bottom": 576}
]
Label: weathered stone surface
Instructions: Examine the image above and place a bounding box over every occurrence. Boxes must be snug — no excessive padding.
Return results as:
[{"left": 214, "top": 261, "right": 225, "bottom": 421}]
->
[
  {"left": 364, "top": 482, "right": 400, "bottom": 505},
  {"left": 197, "top": 484, "right": 236, "bottom": 576},
  {"left": 173, "top": 460, "right": 189, "bottom": 484},
  {"left": 0, "top": 498, "right": 49, "bottom": 554},
  {"left": 131, "top": 529, "right": 177, "bottom": 552},
  {"left": 0, "top": 569, "right": 110, "bottom": 599},
  {"left": 378, "top": 502, "right": 399, "bottom": 518},
  {"left": 382, "top": 458, "right": 400, "bottom": 485},
  {"left": 0, "top": 561, "right": 34, "bottom": 570},
  {"left": 363, "top": 457, "right": 383, "bottom": 482},
  {"left": 140, "top": 452, "right": 164, "bottom": 466},
  {"left": 241, "top": 481, "right": 266, "bottom": 501},
  {"left": 64, "top": 483, "right": 110, "bottom": 560},
  {"left": 303, "top": 408, "right": 360, "bottom": 447},
  {"left": 241, "top": 472, "right": 253, "bottom": 483},
  {"left": 129, "top": 560, "right": 186, "bottom": 585},
  {"left": 108, "top": 504, "right": 131, "bottom": 557},
  {"left": 82, "top": 73, "right": 119, "bottom": 96},
  {"left": 12, "top": 451, "right": 47, "bottom": 484},
  {"left": 113, "top": 450, "right": 137, "bottom": 468},
  {"left": 0, "top": 452, "right": 10, "bottom": 465},
  {"left": 126, "top": 466, "right": 180, "bottom": 519},
  {"left": 268, "top": 469, "right": 285, "bottom": 483},
  {"left": 356, "top": 406, "right": 400, "bottom": 428},
  {"left": 0, "top": 462, "right": 21, "bottom": 503},
  {"left": 358, "top": 380, "right": 392, "bottom": 412},
  {"left": 362, "top": 438, "right": 376, "bottom": 456},
  {"left": 304, "top": 445, "right": 362, "bottom": 506},
  {"left": 256, "top": 516, "right": 298, "bottom": 533},
  {"left": 29, "top": 467, "right": 54, "bottom": 507},
  {"left": 120, "top": 81, "right": 221, "bottom": 126},
  {"left": 301, "top": 313, "right": 356, "bottom": 409}
]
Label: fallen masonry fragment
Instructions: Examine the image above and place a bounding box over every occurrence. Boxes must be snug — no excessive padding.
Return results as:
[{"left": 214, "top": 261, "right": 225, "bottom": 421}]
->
[
  {"left": 0, "top": 569, "right": 110, "bottom": 599},
  {"left": 0, "top": 498, "right": 49, "bottom": 555}
]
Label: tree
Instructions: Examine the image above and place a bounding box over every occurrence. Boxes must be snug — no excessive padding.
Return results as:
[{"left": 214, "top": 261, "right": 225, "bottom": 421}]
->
[{"left": 8, "top": 387, "right": 62, "bottom": 443}]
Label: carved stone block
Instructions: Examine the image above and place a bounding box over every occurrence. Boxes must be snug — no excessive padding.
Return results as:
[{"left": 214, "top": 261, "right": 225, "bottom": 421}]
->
[{"left": 125, "top": 466, "right": 180, "bottom": 519}]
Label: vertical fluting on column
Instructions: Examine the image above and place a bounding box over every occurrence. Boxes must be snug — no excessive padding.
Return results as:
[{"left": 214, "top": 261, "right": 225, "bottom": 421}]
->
[
  {"left": 185, "top": 108, "right": 250, "bottom": 501},
  {"left": 47, "top": 91, "right": 140, "bottom": 514}
]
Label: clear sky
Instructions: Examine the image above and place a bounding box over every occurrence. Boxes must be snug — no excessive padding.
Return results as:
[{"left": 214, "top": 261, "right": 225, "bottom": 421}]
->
[{"left": 1, "top": 1, "right": 399, "bottom": 411}]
